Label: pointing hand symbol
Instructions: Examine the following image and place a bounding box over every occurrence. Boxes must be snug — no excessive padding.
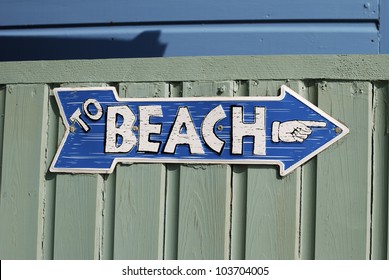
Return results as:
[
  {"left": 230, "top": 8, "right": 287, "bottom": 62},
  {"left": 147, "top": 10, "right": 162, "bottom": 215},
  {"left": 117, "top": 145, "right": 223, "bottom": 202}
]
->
[{"left": 272, "top": 120, "right": 326, "bottom": 143}]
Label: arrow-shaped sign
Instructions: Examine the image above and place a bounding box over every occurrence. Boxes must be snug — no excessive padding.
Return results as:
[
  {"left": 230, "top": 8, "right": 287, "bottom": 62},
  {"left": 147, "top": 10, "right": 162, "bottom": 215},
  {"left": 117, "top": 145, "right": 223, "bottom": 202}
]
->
[{"left": 50, "top": 85, "right": 349, "bottom": 176}]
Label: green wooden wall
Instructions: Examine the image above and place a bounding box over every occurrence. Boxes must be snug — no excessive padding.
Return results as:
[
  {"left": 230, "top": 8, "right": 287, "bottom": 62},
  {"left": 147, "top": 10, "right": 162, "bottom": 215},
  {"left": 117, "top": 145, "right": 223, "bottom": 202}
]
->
[{"left": 0, "top": 56, "right": 388, "bottom": 260}]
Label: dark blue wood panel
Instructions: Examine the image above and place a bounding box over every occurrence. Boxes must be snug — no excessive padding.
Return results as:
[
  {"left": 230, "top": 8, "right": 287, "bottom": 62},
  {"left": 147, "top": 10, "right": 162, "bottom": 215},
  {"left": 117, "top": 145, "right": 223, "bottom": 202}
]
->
[
  {"left": 0, "top": 0, "right": 378, "bottom": 27},
  {"left": 0, "top": 23, "right": 378, "bottom": 61}
]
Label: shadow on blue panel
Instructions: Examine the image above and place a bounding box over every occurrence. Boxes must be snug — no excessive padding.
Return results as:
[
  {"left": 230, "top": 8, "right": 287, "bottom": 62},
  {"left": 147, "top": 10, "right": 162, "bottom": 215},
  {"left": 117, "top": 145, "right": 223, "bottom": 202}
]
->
[{"left": 0, "top": 30, "right": 166, "bottom": 61}]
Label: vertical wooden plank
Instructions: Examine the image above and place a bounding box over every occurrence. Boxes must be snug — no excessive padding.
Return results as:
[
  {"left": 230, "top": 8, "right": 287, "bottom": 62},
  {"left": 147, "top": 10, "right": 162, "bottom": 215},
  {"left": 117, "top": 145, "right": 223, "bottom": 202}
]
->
[
  {"left": 292, "top": 81, "right": 318, "bottom": 260},
  {"left": 245, "top": 80, "right": 301, "bottom": 260},
  {"left": 53, "top": 83, "right": 106, "bottom": 259},
  {"left": 113, "top": 82, "right": 166, "bottom": 259},
  {"left": 177, "top": 81, "right": 232, "bottom": 260},
  {"left": 113, "top": 164, "right": 165, "bottom": 259},
  {"left": 164, "top": 163, "right": 180, "bottom": 259},
  {"left": 230, "top": 81, "right": 249, "bottom": 260},
  {"left": 246, "top": 168, "right": 301, "bottom": 260},
  {"left": 164, "top": 82, "right": 182, "bottom": 260},
  {"left": 0, "top": 86, "right": 5, "bottom": 186},
  {"left": 0, "top": 84, "right": 48, "bottom": 259},
  {"left": 386, "top": 84, "right": 389, "bottom": 261},
  {"left": 41, "top": 89, "right": 60, "bottom": 259},
  {"left": 178, "top": 164, "right": 231, "bottom": 259},
  {"left": 370, "top": 82, "right": 388, "bottom": 259},
  {"left": 100, "top": 89, "right": 122, "bottom": 260},
  {"left": 231, "top": 164, "right": 247, "bottom": 260},
  {"left": 53, "top": 174, "right": 103, "bottom": 259},
  {"left": 100, "top": 173, "right": 116, "bottom": 260},
  {"left": 315, "top": 82, "right": 372, "bottom": 259}
]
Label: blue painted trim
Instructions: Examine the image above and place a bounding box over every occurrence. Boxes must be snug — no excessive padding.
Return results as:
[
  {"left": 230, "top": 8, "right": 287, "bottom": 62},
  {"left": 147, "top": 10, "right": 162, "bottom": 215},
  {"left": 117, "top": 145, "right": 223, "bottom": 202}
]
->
[
  {"left": 0, "top": 0, "right": 378, "bottom": 27},
  {"left": 0, "top": 23, "right": 378, "bottom": 61},
  {"left": 380, "top": 0, "right": 389, "bottom": 53}
]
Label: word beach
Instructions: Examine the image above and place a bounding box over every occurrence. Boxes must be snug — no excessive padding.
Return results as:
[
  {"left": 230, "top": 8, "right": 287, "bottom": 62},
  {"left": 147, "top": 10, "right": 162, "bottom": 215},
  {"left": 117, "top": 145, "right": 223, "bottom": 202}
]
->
[{"left": 51, "top": 86, "right": 348, "bottom": 176}]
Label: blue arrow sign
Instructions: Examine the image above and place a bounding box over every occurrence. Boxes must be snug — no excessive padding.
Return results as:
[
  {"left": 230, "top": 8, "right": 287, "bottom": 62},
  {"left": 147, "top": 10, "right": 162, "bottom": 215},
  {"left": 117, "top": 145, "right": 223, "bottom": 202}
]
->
[{"left": 50, "top": 85, "right": 349, "bottom": 176}]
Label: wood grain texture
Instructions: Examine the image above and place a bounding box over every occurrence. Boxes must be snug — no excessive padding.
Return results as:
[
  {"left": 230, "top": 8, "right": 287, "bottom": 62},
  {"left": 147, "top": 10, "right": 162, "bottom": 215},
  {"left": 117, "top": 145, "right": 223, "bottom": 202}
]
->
[
  {"left": 2, "top": 55, "right": 389, "bottom": 84},
  {"left": 53, "top": 83, "right": 106, "bottom": 260},
  {"left": 176, "top": 81, "right": 232, "bottom": 260},
  {"left": 245, "top": 167, "right": 301, "bottom": 259},
  {"left": 120, "top": 82, "right": 169, "bottom": 99},
  {"left": 230, "top": 165, "right": 247, "bottom": 260},
  {"left": 245, "top": 81, "right": 301, "bottom": 260},
  {"left": 112, "top": 82, "right": 167, "bottom": 259},
  {"left": 0, "top": 56, "right": 388, "bottom": 260},
  {"left": 100, "top": 173, "right": 116, "bottom": 260},
  {"left": 370, "top": 82, "right": 388, "bottom": 259},
  {"left": 113, "top": 164, "right": 165, "bottom": 259},
  {"left": 0, "top": 84, "right": 48, "bottom": 259},
  {"left": 41, "top": 91, "right": 60, "bottom": 259},
  {"left": 164, "top": 164, "right": 180, "bottom": 259},
  {"left": 177, "top": 164, "right": 231, "bottom": 259},
  {"left": 164, "top": 83, "right": 182, "bottom": 260},
  {"left": 291, "top": 81, "right": 318, "bottom": 259},
  {"left": 315, "top": 82, "right": 372, "bottom": 259},
  {"left": 230, "top": 81, "right": 249, "bottom": 260},
  {"left": 53, "top": 174, "right": 103, "bottom": 259}
]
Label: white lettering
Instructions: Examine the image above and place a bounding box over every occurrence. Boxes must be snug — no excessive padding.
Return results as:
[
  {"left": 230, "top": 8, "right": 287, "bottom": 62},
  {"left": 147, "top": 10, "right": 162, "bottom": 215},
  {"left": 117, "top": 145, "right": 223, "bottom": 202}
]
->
[
  {"left": 232, "top": 106, "right": 265, "bottom": 155},
  {"left": 83, "top": 99, "right": 103, "bottom": 121},
  {"left": 105, "top": 106, "right": 137, "bottom": 153},
  {"left": 201, "top": 105, "right": 226, "bottom": 153},
  {"left": 164, "top": 107, "right": 204, "bottom": 154},
  {"left": 138, "top": 105, "right": 162, "bottom": 153},
  {"left": 70, "top": 108, "right": 90, "bottom": 132}
]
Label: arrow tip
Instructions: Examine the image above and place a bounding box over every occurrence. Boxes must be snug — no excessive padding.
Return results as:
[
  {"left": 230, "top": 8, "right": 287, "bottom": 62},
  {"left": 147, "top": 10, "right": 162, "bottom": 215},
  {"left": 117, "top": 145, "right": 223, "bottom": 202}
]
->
[{"left": 276, "top": 85, "right": 350, "bottom": 176}]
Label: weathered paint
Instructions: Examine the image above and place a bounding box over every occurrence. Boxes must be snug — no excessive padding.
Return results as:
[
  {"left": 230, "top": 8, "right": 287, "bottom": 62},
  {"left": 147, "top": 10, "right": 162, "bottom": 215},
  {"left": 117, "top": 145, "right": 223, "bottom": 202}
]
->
[
  {"left": 0, "top": 23, "right": 379, "bottom": 61},
  {"left": 53, "top": 83, "right": 107, "bottom": 260},
  {"left": 0, "top": 56, "right": 388, "bottom": 260},
  {"left": 2, "top": 55, "right": 389, "bottom": 85},
  {"left": 245, "top": 81, "right": 301, "bottom": 260},
  {"left": 0, "top": 0, "right": 378, "bottom": 26},
  {"left": 0, "top": 0, "right": 381, "bottom": 60},
  {"left": 177, "top": 81, "right": 232, "bottom": 259},
  {"left": 315, "top": 82, "right": 372, "bottom": 259},
  {"left": 381, "top": 0, "right": 389, "bottom": 54},
  {"left": 50, "top": 86, "right": 348, "bottom": 176},
  {"left": 113, "top": 83, "right": 167, "bottom": 260},
  {"left": 371, "top": 82, "right": 389, "bottom": 259},
  {"left": 0, "top": 85, "right": 48, "bottom": 259}
]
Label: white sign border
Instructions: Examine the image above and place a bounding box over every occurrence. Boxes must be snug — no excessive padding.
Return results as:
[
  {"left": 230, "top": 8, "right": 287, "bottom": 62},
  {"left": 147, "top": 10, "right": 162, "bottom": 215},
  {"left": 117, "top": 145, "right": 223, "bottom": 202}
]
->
[{"left": 50, "top": 85, "right": 349, "bottom": 176}]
